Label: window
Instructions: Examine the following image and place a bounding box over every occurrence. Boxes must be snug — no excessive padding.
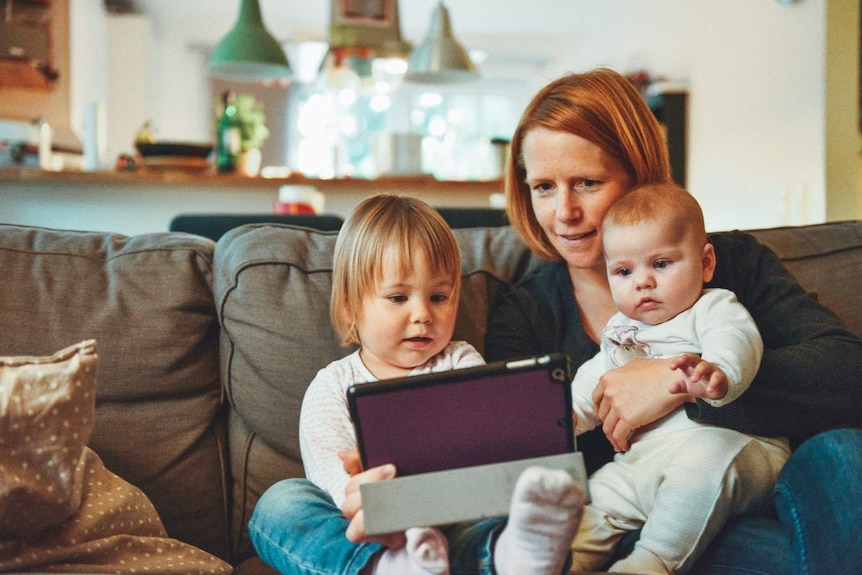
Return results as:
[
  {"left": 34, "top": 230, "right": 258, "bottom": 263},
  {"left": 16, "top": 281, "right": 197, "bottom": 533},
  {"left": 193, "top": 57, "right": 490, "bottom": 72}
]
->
[{"left": 286, "top": 56, "right": 528, "bottom": 180}]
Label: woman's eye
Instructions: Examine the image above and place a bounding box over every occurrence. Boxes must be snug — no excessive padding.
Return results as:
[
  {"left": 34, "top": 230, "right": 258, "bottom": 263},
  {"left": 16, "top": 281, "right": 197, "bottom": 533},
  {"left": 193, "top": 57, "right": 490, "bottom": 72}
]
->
[
  {"left": 530, "top": 181, "right": 553, "bottom": 194},
  {"left": 575, "top": 179, "right": 599, "bottom": 191}
]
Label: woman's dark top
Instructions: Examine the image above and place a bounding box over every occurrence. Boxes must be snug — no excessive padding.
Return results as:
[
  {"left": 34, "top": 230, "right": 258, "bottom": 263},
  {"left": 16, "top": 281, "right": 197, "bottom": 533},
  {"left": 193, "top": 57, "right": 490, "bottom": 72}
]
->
[{"left": 485, "top": 230, "right": 862, "bottom": 473}]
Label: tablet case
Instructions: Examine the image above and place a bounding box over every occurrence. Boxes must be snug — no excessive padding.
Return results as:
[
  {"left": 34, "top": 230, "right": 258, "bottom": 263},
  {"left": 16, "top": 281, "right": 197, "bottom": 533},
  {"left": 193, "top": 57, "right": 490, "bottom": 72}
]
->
[
  {"left": 346, "top": 352, "right": 586, "bottom": 534},
  {"left": 360, "top": 451, "right": 587, "bottom": 535},
  {"left": 347, "top": 353, "right": 575, "bottom": 476}
]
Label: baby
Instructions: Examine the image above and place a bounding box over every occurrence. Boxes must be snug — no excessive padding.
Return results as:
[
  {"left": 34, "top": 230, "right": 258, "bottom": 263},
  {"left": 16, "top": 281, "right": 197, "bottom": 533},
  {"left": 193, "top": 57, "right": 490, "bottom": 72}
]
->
[{"left": 568, "top": 183, "right": 791, "bottom": 574}]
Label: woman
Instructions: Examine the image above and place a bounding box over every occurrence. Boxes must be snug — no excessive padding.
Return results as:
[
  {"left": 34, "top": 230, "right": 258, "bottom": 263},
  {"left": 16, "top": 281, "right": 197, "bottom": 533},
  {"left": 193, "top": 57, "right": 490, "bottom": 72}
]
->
[
  {"left": 252, "top": 68, "right": 862, "bottom": 575},
  {"left": 485, "top": 67, "right": 862, "bottom": 573}
]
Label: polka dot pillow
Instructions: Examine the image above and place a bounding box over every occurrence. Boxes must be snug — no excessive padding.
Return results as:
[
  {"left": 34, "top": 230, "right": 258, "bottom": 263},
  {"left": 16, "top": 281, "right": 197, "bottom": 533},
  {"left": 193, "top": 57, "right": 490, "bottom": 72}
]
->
[
  {"left": 0, "top": 340, "right": 233, "bottom": 574},
  {"left": 0, "top": 339, "right": 98, "bottom": 537}
]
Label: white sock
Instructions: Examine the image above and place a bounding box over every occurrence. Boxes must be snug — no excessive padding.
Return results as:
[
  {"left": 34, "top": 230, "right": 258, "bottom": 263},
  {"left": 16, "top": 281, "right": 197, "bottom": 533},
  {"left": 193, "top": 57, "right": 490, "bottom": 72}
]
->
[
  {"left": 368, "top": 527, "right": 450, "bottom": 575},
  {"left": 493, "top": 466, "right": 584, "bottom": 575}
]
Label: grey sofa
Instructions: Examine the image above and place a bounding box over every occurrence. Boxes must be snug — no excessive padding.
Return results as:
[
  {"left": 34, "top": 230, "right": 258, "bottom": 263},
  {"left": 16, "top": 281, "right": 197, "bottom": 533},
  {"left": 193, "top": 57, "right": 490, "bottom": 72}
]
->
[{"left": 1, "top": 218, "right": 860, "bottom": 573}]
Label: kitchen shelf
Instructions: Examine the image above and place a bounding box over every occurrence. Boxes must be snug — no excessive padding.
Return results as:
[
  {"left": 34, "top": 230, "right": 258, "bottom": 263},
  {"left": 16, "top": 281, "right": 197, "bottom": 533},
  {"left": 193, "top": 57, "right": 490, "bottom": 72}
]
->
[{"left": 0, "top": 166, "right": 503, "bottom": 194}]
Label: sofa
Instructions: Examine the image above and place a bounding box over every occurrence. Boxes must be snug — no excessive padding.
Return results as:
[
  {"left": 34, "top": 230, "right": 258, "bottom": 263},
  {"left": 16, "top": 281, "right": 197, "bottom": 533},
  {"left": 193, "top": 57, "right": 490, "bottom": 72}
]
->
[{"left": 1, "top": 217, "right": 860, "bottom": 573}]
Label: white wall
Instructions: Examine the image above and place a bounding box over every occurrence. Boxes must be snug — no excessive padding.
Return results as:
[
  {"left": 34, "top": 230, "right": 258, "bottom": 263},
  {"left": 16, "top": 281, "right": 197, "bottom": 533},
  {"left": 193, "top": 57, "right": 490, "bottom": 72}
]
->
[
  {"left": 69, "top": 0, "right": 109, "bottom": 167},
  {"left": 104, "top": 0, "right": 860, "bottom": 230},
  {"left": 106, "top": 14, "right": 151, "bottom": 162}
]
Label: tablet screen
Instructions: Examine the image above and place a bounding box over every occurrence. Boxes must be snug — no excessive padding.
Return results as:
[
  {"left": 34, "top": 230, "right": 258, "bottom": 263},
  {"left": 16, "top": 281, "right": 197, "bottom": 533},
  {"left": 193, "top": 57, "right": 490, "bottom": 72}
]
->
[{"left": 347, "top": 354, "right": 574, "bottom": 476}]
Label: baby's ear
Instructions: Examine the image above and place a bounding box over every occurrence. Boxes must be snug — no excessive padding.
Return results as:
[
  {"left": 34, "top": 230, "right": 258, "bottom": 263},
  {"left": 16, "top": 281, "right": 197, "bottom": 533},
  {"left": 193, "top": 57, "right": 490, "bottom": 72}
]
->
[{"left": 701, "top": 242, "right": 717, "bottom": 282}]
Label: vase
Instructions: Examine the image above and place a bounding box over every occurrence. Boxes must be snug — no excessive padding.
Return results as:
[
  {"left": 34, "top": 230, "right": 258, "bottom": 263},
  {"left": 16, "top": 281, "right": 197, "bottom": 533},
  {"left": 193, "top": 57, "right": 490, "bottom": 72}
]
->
[{"left": 237, "top": 148, "right": 262, "bottom": 177}]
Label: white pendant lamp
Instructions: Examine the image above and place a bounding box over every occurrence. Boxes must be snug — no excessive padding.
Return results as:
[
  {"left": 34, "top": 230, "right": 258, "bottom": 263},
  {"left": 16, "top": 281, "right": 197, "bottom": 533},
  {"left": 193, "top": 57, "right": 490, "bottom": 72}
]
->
[{"left": 404, "top": 1, "right": 478, "bottom": 84}]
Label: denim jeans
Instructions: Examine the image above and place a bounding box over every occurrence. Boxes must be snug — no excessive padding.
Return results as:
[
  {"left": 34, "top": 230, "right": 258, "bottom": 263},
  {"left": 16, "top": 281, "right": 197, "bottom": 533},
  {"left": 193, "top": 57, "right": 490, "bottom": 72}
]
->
[
  {"left": 250, "top": 428, "right": 862, "bottom": 575},
  {"left": 248, "top": 478, "right": 506, "bottom": 575},
  {"left": 773, "top": 427, "right": 862, "bottom": 575}
]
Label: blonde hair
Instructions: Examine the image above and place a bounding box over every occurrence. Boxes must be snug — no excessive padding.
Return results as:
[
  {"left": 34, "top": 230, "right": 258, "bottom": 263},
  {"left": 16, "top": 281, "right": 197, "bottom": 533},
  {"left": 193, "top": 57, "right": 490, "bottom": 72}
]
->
[
  {"left": 330, "top": 194, "right": 462, "bottom": 346},
  {"left": 603, "top": 182, "right": 708, "bottom": 246},
  {"left": 505, "top": 68, "right": 673, "bottom": 260}
]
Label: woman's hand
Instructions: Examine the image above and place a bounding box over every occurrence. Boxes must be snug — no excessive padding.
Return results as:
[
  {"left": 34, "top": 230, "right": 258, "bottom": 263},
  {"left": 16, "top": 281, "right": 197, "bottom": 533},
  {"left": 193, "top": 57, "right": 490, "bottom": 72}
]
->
[
  {"left": 592, "top": 357, "right": 691, "bottom": 451},
  {"left": 337, "top": 450, "right": 406, "bottom": 548}
]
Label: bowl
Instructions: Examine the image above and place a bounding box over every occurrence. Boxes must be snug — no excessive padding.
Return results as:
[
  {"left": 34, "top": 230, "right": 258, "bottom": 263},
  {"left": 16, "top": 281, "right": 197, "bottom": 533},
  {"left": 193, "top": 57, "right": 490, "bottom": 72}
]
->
[{"left": 135, "top": 142, "right": 213, "bottom": 158}]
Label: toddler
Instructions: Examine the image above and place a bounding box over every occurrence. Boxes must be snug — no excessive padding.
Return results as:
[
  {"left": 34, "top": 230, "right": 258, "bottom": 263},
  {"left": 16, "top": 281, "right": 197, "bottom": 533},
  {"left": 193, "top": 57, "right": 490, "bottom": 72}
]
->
[{"left": 274, "top": 194, "right": 584, "bottom": 575}]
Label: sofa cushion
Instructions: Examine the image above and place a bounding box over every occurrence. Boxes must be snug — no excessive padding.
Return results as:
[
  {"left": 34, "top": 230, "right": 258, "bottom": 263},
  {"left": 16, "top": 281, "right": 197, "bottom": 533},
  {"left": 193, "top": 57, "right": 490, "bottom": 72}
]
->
[
  {"left": 214, "top": 223, "right": 540, "bottom": 561},
  {"left": 748, "top": 220, "right": 862, "bottom": 337},
  {"left": 0, "top": 224, "right": 229, "bottom": 560}
]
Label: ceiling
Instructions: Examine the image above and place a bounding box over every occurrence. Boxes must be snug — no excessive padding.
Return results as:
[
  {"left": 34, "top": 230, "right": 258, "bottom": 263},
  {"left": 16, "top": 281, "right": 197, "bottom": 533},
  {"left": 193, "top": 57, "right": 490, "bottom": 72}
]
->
[{"left": 123, "top": 0, "right": 584, "bottom": 46}]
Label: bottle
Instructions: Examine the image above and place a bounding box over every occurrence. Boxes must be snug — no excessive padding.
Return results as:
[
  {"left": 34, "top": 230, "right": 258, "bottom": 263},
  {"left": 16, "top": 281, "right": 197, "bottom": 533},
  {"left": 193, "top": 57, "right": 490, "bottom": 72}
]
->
[
  {"left": 216, "top": 91, "right": 240, "bottom": 173},
  {"left": 35, "top": 116, "right": 53, "bottom": 170}
]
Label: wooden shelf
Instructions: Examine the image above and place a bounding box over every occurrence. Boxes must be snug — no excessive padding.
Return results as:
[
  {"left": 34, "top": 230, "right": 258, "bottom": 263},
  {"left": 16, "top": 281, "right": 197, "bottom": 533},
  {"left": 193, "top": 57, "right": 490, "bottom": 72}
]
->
[
  {"left": 0, "top": 59, "right": 56, "bottom": 90},
  {"left": 0, "top": 167, "right": 503, "bottom": 194}
]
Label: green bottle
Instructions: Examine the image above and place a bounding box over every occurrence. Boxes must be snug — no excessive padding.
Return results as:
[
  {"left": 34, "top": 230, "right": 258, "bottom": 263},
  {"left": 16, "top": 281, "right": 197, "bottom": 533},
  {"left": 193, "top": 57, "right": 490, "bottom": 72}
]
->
[{"left": 216, "top": 91, "right": 240, "bottom": 172}]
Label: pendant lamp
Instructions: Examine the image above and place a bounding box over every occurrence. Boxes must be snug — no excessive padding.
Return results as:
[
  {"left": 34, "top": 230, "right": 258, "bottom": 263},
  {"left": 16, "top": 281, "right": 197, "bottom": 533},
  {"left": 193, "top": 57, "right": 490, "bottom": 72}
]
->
[
  {"left": 404, "top": 1, "right": 478, "bottom": 84},
  {"left": 207, "top": 0, "right": 291, "bottom": 82}
]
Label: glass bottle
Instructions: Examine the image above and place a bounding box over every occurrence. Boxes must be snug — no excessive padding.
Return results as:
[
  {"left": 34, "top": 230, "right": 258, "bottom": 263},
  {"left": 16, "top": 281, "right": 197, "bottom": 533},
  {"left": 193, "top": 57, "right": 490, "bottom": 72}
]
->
[{"left": 216, "top": 91, "right": 241, "bottom": 172}]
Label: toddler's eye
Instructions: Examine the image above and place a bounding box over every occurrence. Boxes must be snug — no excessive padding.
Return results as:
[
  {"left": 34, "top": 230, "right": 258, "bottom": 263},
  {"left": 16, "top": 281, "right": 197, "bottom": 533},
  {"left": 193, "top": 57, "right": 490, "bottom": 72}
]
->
[
  {"left": 431, "top": 294, "right": 449, "bottom": 303},
  {"left": 616, "top": 268, "right": 632, "bottom": 277},
  {"left": 654, "top": 260, "right": 671, "bottom": 270},
  {"left": 388, "top": 295, "right": 407, "bottom": 303}
]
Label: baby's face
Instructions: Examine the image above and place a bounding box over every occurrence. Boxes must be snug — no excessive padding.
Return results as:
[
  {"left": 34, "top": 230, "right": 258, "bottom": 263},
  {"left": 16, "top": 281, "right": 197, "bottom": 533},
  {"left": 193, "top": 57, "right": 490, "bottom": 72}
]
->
[{"left": 603, "top": 219, "right": 713, "bottom": 324}]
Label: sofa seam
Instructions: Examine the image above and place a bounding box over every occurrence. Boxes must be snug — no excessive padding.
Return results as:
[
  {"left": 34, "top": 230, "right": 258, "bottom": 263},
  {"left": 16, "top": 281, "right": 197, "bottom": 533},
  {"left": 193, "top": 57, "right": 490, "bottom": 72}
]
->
[{"left": 233, "top": 425, "right": 257, "bottom": 561}]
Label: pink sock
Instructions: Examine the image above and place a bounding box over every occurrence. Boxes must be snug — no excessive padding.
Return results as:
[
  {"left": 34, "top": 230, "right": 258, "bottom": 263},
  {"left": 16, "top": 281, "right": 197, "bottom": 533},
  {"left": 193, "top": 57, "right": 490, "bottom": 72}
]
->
[{"left": 493, "top": 466, "right": 584, "bottom": 575}]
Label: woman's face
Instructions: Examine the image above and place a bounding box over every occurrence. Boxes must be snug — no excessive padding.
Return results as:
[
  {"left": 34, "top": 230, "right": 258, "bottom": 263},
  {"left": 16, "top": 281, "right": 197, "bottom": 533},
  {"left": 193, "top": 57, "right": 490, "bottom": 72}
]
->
[{"left": 522, "top": 127, "right": 633, "bottom": 271}]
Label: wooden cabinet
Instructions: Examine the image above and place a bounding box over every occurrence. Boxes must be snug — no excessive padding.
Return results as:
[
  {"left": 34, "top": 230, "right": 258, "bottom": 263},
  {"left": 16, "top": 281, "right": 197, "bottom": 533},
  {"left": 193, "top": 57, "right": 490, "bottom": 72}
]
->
[
  {"left": 0, "top": 0, "right": 58, "bottom": 90},
  {"left": 647, "top": 91, "right": 687, "bottom": 187}
]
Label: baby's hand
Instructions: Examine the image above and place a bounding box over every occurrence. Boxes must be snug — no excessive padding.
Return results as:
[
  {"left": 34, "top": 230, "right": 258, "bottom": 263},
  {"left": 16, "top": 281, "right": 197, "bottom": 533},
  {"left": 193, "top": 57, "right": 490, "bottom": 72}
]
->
[{"left": 668, "top": 353, "right": 728, "bottom": 400}]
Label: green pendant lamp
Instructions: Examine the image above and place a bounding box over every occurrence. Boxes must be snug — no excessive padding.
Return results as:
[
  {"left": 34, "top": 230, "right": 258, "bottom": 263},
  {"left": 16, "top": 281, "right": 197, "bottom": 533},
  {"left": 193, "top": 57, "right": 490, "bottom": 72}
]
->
[
  {"left": 404, "top": 1, "right": 478, "bottom": 84},
  {"left": 207, "top": 0, "right": 291, "bottom": 82}
]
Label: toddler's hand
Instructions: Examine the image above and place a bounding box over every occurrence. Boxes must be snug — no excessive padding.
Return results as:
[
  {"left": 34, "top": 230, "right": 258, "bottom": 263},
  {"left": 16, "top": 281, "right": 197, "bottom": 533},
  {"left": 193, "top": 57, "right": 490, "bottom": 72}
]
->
[
  {"left": 338, "top": 449, "right": 362, "bottom": 476},
  {"left": 341, "top": 461, "right": 406, "bottom": 549}
]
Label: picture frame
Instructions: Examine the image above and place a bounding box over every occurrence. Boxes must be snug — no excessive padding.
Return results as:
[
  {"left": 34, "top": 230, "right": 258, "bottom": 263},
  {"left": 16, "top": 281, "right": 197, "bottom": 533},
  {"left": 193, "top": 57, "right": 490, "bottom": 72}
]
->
[{"left": 334, "top": 0, "right": 394, "bottom": 28}]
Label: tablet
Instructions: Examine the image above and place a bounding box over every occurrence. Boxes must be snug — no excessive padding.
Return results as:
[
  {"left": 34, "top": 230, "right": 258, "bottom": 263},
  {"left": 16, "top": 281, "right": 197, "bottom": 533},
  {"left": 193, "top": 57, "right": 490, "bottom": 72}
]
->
[{"left": 347, "top": 353, "right": 574, "bottom": 476}]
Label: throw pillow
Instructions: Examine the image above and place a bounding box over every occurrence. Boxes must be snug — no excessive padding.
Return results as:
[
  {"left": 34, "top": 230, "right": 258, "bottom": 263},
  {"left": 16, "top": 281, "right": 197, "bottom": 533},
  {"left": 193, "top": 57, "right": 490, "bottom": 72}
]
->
[
  {"left": 0, "top": 340, "right": 232, "bottom": 574},
  {"left": 0, "top": 339, "right": 97, "bottom": 538}
]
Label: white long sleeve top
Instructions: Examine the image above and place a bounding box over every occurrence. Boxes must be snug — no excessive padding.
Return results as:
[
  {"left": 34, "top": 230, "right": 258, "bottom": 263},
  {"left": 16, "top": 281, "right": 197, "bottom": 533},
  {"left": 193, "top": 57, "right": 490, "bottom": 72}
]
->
[{"left": 571, "top": 288, "right": 763, "bottom": 441}]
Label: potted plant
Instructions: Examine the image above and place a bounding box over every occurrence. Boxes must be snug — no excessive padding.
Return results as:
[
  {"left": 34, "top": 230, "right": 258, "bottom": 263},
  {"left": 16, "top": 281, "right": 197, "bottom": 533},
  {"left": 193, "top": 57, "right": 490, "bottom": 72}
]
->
[{"left": 214, "top": 93, "right": 270, "bottom": 176}]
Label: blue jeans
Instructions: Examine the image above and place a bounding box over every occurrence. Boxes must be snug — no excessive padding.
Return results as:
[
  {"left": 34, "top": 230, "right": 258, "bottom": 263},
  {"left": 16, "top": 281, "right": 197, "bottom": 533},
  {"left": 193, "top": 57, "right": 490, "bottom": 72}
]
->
[
  {"left": 773, "top": 427, "right": 862, "bottom": 575},
  {"left": 250, "top": 429, "right": 862, "bottom": 575},
  {"left": 248, "top": 479, "right": 506, "bottom": 575}
]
